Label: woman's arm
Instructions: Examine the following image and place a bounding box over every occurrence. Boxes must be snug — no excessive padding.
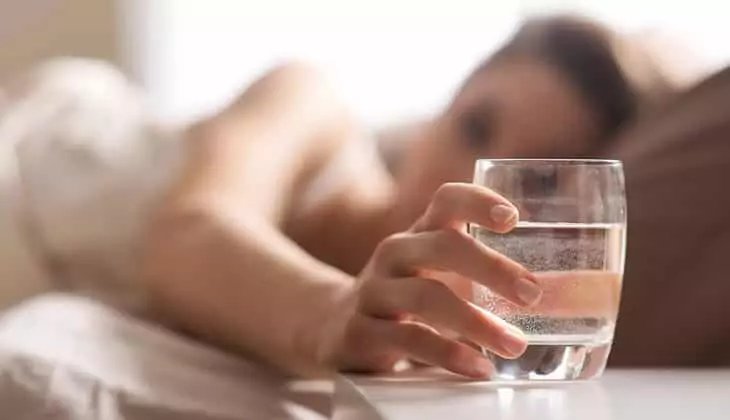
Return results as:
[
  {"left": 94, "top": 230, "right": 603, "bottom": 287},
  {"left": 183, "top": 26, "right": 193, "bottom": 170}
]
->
[
  {"left": 142, "top": 63, "right": 537, "bottom": 379},
  {"left": 142, "top": 63, "right": 372, "bottom": 375}
]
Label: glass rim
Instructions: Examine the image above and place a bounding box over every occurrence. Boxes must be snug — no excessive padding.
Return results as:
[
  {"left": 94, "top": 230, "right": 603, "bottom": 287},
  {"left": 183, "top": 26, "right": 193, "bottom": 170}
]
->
[{"left": 476, "top": 158, "right": 622, "bottom": 167}]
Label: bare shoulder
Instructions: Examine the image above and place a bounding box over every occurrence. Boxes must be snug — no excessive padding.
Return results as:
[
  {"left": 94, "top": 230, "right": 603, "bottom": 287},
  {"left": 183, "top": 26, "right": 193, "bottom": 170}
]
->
[
  {"left": 284, "top": 131, "right": 396, "bottom": 273},
  {"left": 283, "top": 117, "right": 432, "bottom": 273},
  {"left": 376, "top": 120, "right": 430, "bottom": 176}
]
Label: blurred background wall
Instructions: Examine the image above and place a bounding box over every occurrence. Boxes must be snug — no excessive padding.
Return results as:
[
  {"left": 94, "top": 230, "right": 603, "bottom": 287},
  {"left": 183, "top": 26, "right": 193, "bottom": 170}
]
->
[
  {"left": 0, "top": 0, "right": 118, "bottom": 81},
  {"left": 117, "top": 0, "right": 730, "bottom": 127},
  {"left": 117, "top": 0, "right": 522, "bottom": 127},
  {"left": 1, "top": 0, "right": 728, "bottom": 127}
]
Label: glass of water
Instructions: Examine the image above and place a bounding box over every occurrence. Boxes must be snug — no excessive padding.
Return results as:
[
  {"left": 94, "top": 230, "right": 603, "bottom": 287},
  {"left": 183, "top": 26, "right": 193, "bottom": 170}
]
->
[{"left": 471, "top": 159, "right": 626, "bottom": 381}]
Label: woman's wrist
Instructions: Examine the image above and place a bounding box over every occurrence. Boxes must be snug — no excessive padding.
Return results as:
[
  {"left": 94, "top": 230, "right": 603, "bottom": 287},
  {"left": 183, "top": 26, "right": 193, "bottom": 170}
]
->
[
  {"left": 143, "top": 197, "right": 360, "bottom": 376},
  {"left": 290, "top": 270, "right": 359, "bottom": 376}
]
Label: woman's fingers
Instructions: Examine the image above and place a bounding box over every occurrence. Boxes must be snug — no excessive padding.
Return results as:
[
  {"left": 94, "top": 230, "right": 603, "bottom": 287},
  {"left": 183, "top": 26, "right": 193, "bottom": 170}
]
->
[
  {"left": 396, "top": 182, "right": 541, "bottom": 305},
  {"left": 346, "top": 182, "right": 536, "bottom": 377},
  {"left": 336, "top": 315, "right": 406, "bottom": 374},
  {"left": 411, "top": 183, "right": 518, "bottom": 233},
  {"left": 372, "top": 318, "right": 494, "bottom": 378},
  {"left": 371, "top": 229, "right": 541, "bottom": 306},
  {"left": 363, "top": 277, "right": 527, "bottom": 359}
]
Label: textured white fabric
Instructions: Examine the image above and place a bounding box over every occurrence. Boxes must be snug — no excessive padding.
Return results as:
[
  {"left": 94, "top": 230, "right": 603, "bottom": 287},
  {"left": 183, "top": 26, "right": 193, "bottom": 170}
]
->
[
  {"left": 0, "top": 293, "right": 331, "bottom": 419},
  {"left": 0, "top": 79, "right": 51, "bottom": 310},
  {"left": 0, "top": 58, "right": 185, "bottom": 311},
  {"left": 0, "top": 59, "right": 337, "bottom": 419}
]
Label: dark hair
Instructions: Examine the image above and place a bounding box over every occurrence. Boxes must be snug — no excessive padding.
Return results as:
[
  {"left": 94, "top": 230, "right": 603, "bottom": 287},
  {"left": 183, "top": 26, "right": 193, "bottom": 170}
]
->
[{"left": 472, "top": 15, "right": 675, "bottom": 142}]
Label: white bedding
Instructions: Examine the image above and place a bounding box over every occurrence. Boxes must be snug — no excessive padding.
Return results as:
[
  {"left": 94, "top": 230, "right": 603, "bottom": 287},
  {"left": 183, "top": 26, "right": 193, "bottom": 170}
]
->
[
  {"left": 0, "top": 293, "right": 332, "bottom": 419},
  {"left": 0, "top": 58, "right": 187, "bottom": 312},
  {"left": 0, "top": 59, "right": 338, "bottom": 418}
]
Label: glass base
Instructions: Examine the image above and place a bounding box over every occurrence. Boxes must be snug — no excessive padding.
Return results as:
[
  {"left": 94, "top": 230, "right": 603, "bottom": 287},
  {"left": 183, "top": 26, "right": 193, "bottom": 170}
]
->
[{"left": 485, "top": 339, "right": 612, "bottom": 381}]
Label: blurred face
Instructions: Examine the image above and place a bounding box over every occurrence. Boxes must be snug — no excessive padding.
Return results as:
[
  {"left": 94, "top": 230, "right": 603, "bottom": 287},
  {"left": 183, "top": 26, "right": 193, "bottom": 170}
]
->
[{"left": 394, "top": 56, "right": 603, "bottom": 226}]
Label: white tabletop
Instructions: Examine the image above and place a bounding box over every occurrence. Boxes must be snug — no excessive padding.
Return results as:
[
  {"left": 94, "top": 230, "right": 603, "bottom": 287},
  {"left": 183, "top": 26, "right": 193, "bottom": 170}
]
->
[{"left": 333, "top": 369, "right": 730, "bottom": 420}]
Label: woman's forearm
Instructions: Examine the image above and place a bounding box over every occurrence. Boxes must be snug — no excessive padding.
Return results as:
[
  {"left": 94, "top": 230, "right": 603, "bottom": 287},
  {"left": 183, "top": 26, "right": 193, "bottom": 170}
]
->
[
  {"left": 143, "top": 199, "right": 355, "bottom": 376},
  {"left": 141, "top": 63, "right": 360, "bottom": 375}
]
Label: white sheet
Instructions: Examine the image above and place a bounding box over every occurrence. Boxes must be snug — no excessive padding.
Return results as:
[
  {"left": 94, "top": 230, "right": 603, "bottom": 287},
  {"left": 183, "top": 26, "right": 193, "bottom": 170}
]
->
[{"left": 0, "top": 293, "right": 332, "bottom": 419}]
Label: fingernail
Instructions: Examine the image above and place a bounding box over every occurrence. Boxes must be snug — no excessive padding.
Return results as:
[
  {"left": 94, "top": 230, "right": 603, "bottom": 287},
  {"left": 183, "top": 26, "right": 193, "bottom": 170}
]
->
[
  {"left": 471, "top": 356, "right": 493, "bottom": 378},
  {"left": 501, "top": 325, "right": 528, "bottom": 357},
  {"left": 490, "top": 204, "right": 518, "bottom": 225},
  {"left": 515, "top": 276, "right": 542, "bottom": 306}
]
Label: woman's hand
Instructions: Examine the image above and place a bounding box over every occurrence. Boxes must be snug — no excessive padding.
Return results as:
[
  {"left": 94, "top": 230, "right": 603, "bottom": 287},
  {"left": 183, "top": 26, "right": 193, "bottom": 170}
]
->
[{"left": 333, "top": 183, "right": 542, "bottom": 378}]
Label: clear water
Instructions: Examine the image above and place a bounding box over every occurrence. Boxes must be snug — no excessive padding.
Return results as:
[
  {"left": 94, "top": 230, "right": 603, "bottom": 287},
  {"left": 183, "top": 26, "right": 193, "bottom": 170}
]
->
[
  {"left": 486, "top": 337, "right": 613, "bottom": 381},
  {"left": 470, "top": 222, "right": 625, "bottom": 380}
]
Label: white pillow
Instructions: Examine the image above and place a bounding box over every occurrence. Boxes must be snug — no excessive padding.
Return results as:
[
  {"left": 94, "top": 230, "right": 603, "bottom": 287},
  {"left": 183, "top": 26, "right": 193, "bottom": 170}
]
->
[{"left": 0, "top": 58, "right": 185, "bottom": 311}]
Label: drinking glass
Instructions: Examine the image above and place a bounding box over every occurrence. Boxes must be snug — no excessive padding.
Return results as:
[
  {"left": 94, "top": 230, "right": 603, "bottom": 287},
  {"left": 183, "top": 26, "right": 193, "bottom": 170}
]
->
[{"left": 470, "top": 159, "right": 626, "bottom": 381}]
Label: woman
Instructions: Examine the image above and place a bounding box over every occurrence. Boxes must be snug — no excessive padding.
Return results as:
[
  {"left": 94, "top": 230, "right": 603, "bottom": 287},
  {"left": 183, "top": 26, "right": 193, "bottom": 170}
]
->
[
  {"left": 0, "top": 16, "right": 677, "bottom": 378},
  {"left": 140, "top": 15, "right": 678, "bottom": 377}
]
